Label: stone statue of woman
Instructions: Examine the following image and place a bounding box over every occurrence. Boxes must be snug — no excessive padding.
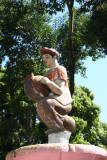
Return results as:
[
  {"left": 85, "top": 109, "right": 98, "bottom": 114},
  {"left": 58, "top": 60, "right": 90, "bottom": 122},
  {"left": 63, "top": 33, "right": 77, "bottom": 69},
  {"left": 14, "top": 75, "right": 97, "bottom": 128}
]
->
[{"left": 23, "top": 47, "right": 75, "bottom": 135}]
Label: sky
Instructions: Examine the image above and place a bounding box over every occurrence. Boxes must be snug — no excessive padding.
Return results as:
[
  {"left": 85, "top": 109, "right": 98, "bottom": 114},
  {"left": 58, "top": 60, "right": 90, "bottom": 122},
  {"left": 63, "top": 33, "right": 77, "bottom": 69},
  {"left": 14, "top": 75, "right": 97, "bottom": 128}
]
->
[{"left": 75, "top": 57, "right": 107, "bottom": 123}]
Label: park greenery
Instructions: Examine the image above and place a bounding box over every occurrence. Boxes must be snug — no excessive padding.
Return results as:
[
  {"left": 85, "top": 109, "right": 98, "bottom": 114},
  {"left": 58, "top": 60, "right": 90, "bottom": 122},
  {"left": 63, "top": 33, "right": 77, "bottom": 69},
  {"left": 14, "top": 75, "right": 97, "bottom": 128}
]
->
[{"left": 0, "top": 0, "right": 107, "bottom": 159}]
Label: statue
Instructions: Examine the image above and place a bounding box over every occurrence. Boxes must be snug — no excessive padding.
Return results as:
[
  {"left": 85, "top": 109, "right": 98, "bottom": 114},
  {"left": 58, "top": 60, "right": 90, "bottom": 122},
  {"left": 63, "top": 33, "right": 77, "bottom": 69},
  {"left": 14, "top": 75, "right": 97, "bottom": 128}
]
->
[{"left": 23, "top": 47, "right": 75, "bottom": 134}]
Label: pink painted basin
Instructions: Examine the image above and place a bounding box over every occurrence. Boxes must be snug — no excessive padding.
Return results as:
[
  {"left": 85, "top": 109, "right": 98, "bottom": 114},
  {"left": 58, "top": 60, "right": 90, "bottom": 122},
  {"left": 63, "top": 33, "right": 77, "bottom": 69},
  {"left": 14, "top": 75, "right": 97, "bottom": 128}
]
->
[{"left": 6, "top": 144, "right": 107, "bottom": 160}]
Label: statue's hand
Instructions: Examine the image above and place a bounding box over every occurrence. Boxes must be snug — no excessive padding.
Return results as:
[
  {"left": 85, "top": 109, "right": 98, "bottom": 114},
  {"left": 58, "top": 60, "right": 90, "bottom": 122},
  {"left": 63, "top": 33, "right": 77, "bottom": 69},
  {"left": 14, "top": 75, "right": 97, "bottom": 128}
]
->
[{"left": 41, "top": 77, "right": 50, "bottom": 85}]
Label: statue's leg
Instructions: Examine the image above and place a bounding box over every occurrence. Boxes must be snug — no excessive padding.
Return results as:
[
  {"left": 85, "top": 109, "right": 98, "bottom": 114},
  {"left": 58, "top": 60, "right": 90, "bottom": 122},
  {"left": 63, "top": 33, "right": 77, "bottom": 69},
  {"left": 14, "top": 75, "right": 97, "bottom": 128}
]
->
[
  {"left": 37, "top": 97, "right": 65, "bottom": 132},
  {"left": 63, "top": 115, "right": 75, "bottom": 132},
  {"left": 48, "top": 99, "right": 72, "bottom": 115},
  {"left": 37, "top": 97, "right": 75, "bottom": 132},
  {"left": 47, "top": 99, "right": 75, "bottom": 132}
]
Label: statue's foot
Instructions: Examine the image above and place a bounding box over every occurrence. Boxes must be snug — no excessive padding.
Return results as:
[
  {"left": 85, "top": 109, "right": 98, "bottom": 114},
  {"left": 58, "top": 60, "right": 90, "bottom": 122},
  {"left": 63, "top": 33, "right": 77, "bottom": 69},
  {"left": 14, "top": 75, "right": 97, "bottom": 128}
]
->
[{"left": 63, "top": 115, "right": 75, "bottom": 132}]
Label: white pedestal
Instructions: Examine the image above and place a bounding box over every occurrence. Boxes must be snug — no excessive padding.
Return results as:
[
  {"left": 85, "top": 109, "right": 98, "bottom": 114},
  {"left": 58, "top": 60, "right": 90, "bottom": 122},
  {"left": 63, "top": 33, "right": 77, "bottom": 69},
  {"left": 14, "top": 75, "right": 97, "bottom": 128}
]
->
[{"left": 48, "top": 131, "right": 71, "bottom": 144}]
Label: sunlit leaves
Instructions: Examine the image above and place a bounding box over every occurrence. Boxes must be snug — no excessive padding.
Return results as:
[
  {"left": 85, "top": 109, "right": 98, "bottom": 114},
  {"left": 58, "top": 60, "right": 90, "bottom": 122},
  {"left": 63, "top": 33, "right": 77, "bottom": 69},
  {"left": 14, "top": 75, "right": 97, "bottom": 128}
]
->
[
  {"left": 70, "top": 116, "right": 88, "bottom": 144},
  {"left": 70, "top": 86, "right": 106, "bottom": 148},
  {"left": 84, "top": 3, "right": 107, "bottom": 55}
]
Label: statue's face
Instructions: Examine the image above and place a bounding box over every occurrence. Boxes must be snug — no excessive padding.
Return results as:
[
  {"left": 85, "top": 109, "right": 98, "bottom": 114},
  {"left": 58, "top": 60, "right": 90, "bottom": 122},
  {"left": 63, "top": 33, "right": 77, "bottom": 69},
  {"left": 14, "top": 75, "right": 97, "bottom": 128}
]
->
[{"left": 42, "top": 54, "right": 55, "bottom": 67}]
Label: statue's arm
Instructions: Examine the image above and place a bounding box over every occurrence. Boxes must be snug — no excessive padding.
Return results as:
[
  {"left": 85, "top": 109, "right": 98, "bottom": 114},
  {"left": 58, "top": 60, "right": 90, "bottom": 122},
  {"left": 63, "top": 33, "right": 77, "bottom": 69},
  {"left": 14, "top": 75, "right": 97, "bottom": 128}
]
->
[{"left": 41, "top": 77, "right": 65, "bottom": 95}]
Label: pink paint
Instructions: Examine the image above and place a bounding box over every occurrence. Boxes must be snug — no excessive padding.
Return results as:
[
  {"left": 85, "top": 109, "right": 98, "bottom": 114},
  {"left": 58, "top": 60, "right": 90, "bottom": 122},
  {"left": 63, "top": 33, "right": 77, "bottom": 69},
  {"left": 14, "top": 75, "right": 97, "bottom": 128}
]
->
[
  {"left": 6, "top": 144, "right": 107, "bottom": 160},
  {"left": 69, "top": 144, "right": 107, "bottom": 156},
  {"left": 7, "top": 152, "right": 107, "bottom": 160}
]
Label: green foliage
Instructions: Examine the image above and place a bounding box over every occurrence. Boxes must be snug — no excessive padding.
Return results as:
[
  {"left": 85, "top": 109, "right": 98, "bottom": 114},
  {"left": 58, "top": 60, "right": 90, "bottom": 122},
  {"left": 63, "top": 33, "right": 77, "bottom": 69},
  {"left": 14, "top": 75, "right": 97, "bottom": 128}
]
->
[
  {"left": 83, "top": 3, "right": 107, "bottom": 55},
  {"left": 100, "top": 123, "right": 107, "bottom": 149},
  {"left": 36, "top": 0, "right": 66, "bottom": 15},
  {"left": 0, "top": 0, "right": 57, "bottom": 159},
  {"left": 69, "top": 86, "right": 107, "bottom": 149},
  {"left": 35, "top": 122, "right": 48, "bottom": 144},
  {"left": 70, "top": 116, "right": 88, "bottom": 144},
  {"left": 0, "top": 67, "right": 47, "bottom": 159},
  {"left": 79, "top": 0, "right": 105, "bottom": 12},
  {"left": 0, "top": 0, "right": 54, "bottom": 68},
  {"left": 53, "top": 9, "right": 105, "bottom": 78}
]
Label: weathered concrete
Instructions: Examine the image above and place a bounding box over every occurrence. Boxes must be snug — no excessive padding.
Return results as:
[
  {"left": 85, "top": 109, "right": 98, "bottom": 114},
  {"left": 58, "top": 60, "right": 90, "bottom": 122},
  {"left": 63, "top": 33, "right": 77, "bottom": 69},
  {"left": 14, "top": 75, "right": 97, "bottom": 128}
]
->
[
  {"left": 48, "top": 131, "right": 71, "bottom": 144},
  {"left": 6, "top": 143, "right": 107, "bottom": 160}
]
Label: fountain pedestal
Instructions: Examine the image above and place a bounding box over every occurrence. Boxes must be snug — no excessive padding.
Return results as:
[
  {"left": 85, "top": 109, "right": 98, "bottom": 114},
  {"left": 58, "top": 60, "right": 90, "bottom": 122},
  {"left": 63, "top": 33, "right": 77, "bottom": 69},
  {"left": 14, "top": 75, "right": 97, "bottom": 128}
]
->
[
  {"left": 6, "top": 143, "right": 107, "bottom": 160},
  {"left": 48, "top": 131, "right": 71, "bottom": 144}
]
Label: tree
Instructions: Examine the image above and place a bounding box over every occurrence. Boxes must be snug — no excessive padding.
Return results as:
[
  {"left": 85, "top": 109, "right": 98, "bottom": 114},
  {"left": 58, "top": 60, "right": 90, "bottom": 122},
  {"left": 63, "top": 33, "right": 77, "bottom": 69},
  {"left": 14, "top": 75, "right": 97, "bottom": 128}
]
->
[
  {"left": 53, "top": 7, "right": 104, "bottom": 84},
  {"left": 0, "top": 0, "right": 56, "bottom": 159},
  {"left": 69, "top": 86, "right": 107, "bottom": 149},
  {"left": 100, "top": 123, "right": 107, "bottom": 149},
  {"left": 82, "top": 3, "right": 107, "bottom": 55},
  {"left": 0, "top": 0, "right": 54, "bottom": 68}
]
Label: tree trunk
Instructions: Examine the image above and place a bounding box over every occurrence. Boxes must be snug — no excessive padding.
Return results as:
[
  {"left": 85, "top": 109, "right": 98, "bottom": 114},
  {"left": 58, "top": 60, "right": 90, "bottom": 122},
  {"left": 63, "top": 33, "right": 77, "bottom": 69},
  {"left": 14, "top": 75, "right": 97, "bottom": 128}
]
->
[
  {"left": 66, "top": 0, "right": 76, "bottom": 96},
  {"left": 26, "top": 100, "right": 33, "bottom": 144}
]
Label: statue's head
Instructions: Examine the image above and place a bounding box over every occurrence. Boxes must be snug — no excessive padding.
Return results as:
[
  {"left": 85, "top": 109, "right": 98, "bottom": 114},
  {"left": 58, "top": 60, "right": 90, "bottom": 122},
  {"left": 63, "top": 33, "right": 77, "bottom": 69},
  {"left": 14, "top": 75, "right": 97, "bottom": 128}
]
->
[
  {"left": 40, "top": 47, "right": 59, "bottom": 59},
  {"left": 40, "top": 47, "right": 59, "bottom": 67}
]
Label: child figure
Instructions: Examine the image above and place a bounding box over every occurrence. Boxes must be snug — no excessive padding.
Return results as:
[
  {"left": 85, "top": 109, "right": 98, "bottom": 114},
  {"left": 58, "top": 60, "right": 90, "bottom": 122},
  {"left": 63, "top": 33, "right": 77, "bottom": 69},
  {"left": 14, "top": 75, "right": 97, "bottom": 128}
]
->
[{"left": 37, "top": 47, "right": 75, "bottom": 134}]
